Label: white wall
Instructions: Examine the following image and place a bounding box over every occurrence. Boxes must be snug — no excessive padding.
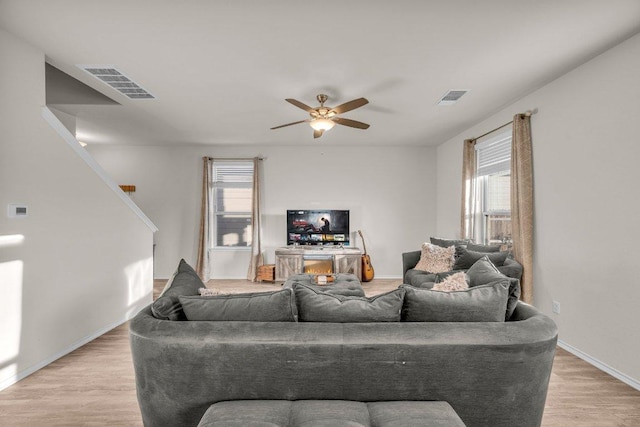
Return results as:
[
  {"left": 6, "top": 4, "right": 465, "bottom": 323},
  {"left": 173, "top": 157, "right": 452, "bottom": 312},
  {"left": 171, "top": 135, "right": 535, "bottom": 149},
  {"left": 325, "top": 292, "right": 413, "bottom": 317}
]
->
[
  {"left": 88, "top": 144, "right": 437, "bottom": 279},
  {"left": 0, "top": 29, "right": 155, "bottom": 390},
  {"left": 436, "top": 33, "right": 640, "bottom": 387}
]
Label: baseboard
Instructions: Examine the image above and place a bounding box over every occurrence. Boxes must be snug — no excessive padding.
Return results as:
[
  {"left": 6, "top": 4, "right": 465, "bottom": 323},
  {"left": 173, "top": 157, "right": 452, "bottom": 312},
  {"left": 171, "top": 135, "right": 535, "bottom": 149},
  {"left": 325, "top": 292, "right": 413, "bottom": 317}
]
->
[
  {"left": 0, "top": 310, "right": 140, "bottom": 392},
  {"left": 558, "top": 339, "right": 640, "bottom": 391}
]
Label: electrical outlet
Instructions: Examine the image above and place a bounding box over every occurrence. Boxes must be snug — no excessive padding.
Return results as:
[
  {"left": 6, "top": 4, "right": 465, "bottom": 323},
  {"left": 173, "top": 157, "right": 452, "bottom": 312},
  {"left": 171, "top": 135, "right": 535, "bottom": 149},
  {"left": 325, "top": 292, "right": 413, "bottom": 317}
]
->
[{"left": 552, "top": 301, "right": 561, "bottom": 314}]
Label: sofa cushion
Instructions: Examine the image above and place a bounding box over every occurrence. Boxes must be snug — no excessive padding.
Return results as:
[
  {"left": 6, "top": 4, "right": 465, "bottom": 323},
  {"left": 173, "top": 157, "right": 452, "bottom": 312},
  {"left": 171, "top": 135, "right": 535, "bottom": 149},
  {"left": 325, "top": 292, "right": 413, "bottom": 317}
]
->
[
  {"left": 367, "top": 401, "right": 466, "bottom": 427},
  {"left": 431, "top": 271, "right": 469, "bottom": 292},
  {"left": 179, "top": 288, "right": 298, "bottom": 322},
  {"left": 200, "top": 400, "right": 371, "bottom": 427},
  {"left": 406, "top": 281, "right": 436, "bottom": 291},
  {"left": 197, "top": 400, "right": 466, "bottom": 427},
  {"left": 151, "top": 259, "right": 204, "bottom": 320},
  {"left": 467, "top": 256, "right": 521, "bottom": 320},
  {"left": 290, "top": 400, "right": 370, "bottom": 426},
  {"left": 197, "top": 400, "right": 294, "bottom": 427},
  {"left": 404, "top": 268, "right": 437, "bottom": 287},
  {"left": 294, "top": 284, "right": 405, "bottom": 322},
  {"left": 414, "top": 243, "right": 455, "bottom": 273},
  {"left": 466, "top": 242, "right": 502, "bottom": 252},
  {"left": 401, "top": 280, "right": 510, "bottom": 322},
  {"left": 283, "top": 273, "right": 365, "bottom": 297},
  {"left": 502, "top": 278, "right": 522, "bottom": 320},
  {"left": 453, "top": 247, "right": 509, "bottom": 270},
  {"left": 434, "top": 270, "right": 460, "bottom": 282}
]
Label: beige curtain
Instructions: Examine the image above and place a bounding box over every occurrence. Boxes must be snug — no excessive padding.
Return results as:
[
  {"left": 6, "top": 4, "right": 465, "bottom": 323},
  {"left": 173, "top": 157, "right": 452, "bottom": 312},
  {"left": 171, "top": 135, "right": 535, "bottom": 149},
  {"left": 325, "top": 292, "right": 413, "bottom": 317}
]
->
[
  {"left": 460, "top": 138, "right": 477, "bottom": 240},
  {"left": 196, "top": 157, "right": 213, "bottom": 282},
  {"left": 511, "top": 114, "right": 534, "bottom": 303},
  {"left": 247, "top": 157, "right": 264, "bottom": 281}
]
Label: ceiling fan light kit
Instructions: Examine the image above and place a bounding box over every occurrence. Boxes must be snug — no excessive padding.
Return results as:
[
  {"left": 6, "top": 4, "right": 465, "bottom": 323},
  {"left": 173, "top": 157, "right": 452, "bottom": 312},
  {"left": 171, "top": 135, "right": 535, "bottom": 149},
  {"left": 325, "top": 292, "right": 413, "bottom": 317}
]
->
[
  {"left": 271, "top": 94, "right": 370, "bottom": 139},
  {"left": 310, "top": 118, "right": 335, "bottom": 131}
]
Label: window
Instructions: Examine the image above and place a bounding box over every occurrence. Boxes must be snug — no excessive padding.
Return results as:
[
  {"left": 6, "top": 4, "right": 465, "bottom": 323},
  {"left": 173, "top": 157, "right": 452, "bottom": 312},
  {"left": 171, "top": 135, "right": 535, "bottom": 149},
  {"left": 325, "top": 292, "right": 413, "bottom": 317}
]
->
[
  {"left": 210, "top": 160, "right": 254, "bottom": 248},
  {"left": 475, "top": 129, "right": 512, "bottom": 246}
]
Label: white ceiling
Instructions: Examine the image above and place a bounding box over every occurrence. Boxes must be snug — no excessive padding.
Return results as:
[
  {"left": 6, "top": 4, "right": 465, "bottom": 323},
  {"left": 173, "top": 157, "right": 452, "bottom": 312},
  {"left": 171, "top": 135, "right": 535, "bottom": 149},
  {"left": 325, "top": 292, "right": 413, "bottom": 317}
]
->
[{"left": 1, "top": 0, "right": 639, "bottom": 147}]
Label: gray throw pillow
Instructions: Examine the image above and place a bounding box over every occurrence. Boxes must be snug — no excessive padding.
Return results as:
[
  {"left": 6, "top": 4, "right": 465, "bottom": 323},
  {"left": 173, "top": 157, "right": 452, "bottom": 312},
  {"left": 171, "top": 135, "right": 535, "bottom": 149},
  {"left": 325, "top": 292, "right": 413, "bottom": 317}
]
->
[
  {"left": 452, "top": 247, "right": 509, "bottom": 270},
  {"left": 151, "top": 259, "right": 204, "bottom": 320},
  {"left": 497, "top": 258, "right": 523, "bottom": 280},
  {"left": 430, "top": 237, "right": 471, "bottom": 248},
  {"left": 401, "top": 280, "right": 509, "bottom": 322},
  {"left": 294, "top": 284, "right": 405, "bottom": 322},
  {"left": 466, "top": 255, "right": 506, "bottom": 286},
  {"left": 466, "top": 242, "right": 502, "bottom": 252},
  {"left": 466, "top": 256, "right": 521, "bottom": 320},
  {"left": 179, "top": 288, "right": 298, "bottom": 322}
]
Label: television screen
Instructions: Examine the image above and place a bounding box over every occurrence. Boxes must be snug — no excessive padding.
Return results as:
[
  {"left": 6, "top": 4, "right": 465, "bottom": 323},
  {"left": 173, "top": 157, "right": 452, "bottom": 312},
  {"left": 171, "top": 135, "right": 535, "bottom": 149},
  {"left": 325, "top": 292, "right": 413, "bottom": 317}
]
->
[{"left": 286, "top": 210, "right": 350, "bottom": 246}]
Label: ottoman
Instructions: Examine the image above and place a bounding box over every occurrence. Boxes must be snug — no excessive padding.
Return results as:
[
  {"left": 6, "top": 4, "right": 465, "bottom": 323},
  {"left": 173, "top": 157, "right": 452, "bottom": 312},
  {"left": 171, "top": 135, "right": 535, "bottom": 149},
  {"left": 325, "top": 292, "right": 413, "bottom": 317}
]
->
[
  {"left": 197, "top": 400, "right": 466, "bottom": 427},
  {"left": 283, "top": 273, "right": 365, "bottom": 297}
]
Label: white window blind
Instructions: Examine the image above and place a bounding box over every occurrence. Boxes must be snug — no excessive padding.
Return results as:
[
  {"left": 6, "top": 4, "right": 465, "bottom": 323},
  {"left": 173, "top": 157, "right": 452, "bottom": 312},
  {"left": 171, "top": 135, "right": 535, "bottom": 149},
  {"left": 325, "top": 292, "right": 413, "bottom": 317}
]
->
[
  {"left": 213, "top": 163, "right": 254, "bottom": 185},
  {"left": 476, "top": 132, "right": 512, "bottom": 177}
]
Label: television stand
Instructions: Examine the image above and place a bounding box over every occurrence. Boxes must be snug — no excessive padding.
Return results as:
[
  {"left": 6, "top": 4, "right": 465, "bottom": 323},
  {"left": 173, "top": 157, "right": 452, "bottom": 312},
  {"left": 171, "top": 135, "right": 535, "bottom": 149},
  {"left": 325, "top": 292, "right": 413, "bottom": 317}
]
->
[{"left": 275, "top": 246, "right": 363, "bottom": 282}]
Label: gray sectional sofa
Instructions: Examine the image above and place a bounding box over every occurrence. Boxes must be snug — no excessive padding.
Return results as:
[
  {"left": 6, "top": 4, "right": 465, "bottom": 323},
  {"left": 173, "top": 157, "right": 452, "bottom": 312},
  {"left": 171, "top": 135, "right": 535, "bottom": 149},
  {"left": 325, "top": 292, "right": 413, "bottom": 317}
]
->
[
  {"left": 130, "top": 262, "right": 557, "bottom": 427},
  {"left": 130, "top": 302, "right": 557, "bottom": 427},
  {"left": 403, "top": 238, "right": 524, "bottom": 287}
]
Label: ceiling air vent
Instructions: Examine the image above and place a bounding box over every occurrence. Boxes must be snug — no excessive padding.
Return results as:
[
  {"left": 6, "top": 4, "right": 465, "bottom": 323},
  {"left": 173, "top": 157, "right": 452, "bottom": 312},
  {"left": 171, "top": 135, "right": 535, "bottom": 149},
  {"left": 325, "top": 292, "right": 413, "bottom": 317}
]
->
[
  {"left": 437, "top": 90, "right": 469, "bottom": 106},
  {"left": 77, "top": 65, "right": 155, "bottom": 99}
]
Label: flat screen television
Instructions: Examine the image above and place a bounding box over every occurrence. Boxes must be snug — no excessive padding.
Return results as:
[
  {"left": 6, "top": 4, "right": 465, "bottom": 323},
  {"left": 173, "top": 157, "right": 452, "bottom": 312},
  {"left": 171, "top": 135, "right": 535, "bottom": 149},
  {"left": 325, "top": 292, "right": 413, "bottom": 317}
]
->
[{"left": 286, "top": 209, "right": 350, "bottom": 246}]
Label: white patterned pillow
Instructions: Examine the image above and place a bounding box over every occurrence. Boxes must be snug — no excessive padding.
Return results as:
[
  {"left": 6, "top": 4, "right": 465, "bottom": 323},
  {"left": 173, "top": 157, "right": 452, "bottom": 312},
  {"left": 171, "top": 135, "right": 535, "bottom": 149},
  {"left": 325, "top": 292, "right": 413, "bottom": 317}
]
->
[
  {"left": 432, "top": 272, "right": 469, "bottom": 292},
  {"left": 199, "top": 287, "right": 220, "bottom": 296},
  {"left": 414, "top": 243, "right": 455, "bottom": 273}
]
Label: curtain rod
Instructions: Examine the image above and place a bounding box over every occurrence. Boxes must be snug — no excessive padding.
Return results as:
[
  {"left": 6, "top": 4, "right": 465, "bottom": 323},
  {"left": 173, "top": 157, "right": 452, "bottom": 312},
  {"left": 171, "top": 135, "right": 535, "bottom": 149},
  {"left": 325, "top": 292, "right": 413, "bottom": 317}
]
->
[
  {"left": 204, "top": 157, "right": 264, "bottom": 161},
  {"left": 472, "top": 109, "right": 537, "bottom": 141}
]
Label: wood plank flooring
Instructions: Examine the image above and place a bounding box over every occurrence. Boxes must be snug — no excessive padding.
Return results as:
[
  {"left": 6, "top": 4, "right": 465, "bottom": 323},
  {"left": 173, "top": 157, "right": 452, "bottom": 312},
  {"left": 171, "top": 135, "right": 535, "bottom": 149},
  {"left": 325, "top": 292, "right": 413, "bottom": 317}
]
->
[{"left": 0, "top": 279, "right": 638, "bottom": 426}]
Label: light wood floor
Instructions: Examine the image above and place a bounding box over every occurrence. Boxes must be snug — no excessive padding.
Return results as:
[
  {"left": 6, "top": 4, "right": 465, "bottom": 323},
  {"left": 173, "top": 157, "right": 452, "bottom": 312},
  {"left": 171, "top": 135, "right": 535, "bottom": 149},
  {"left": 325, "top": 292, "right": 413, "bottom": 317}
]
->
[{"left": 1, "top": 279, "right": 639, "bottom": 426}]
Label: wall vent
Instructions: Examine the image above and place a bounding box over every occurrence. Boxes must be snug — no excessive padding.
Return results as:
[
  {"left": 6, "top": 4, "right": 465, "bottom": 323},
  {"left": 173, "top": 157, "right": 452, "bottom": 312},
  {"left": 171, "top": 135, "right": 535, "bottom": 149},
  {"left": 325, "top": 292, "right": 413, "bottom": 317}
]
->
[
  {"left": 8, "top": 204, "right": 28, "bottom": 218},
  {"left": 437, "top": 90, "right": 469, "bottom": 106},
  {"left": 77, "top": 65, "right": 155, "bottom": 99}
]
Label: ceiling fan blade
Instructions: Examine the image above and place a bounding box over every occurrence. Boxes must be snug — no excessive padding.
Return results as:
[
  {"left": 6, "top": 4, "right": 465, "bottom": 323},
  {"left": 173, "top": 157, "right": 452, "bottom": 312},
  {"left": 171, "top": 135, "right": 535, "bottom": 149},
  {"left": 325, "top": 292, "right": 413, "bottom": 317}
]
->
[
  {"left": 270, "top": 120, "right": 308, "bottom": 130},
  {"left": 332, "top": 117, "right": 370, "bottom": 129},
  {"left": 331, "top": 97, "right": 369, "bottom": 114},
  {"left": 286, "top": 98, "right": 315, "bottom": 112},
  {"left": 313, "top": 129, "right": 324, "bottom": 138}
]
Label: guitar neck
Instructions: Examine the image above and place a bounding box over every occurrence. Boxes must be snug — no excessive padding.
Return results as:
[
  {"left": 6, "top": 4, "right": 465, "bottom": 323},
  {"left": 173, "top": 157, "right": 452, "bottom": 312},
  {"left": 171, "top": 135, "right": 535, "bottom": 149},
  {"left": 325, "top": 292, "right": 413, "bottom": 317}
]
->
[{"left": 358, "top": 230, "right": 368, "bottom": 255}]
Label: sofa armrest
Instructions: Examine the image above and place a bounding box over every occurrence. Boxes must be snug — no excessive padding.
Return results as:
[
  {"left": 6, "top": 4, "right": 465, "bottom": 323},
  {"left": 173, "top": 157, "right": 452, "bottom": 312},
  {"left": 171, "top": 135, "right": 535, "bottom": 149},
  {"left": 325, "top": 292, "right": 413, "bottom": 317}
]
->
[{"left": 402, "top": 250, "right": 421, "bottom": 279}]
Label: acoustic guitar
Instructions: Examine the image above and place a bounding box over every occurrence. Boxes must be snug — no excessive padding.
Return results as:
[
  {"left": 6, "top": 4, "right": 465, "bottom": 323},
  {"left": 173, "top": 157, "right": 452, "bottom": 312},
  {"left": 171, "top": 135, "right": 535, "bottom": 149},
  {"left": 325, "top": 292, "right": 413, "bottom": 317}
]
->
[{"left": 358, "top": 230, "right": 375, "bottom": 282}]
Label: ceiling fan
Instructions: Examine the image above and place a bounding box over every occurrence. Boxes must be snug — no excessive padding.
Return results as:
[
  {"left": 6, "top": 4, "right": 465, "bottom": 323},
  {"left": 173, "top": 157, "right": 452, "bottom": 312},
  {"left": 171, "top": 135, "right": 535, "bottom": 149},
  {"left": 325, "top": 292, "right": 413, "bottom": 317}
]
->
[{"left": 271, "top": 94, "right": 370, "bottom": 138}]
